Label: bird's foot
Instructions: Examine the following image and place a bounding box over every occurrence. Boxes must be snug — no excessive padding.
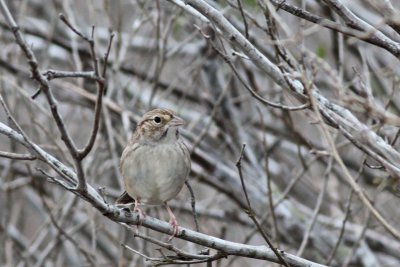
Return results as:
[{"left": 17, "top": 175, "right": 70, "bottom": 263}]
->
[
  {"left": 167, "top": 216, "right": 179, "bottom": 242},
  {"left": 165, "top": 203, "right": 179, "bottom": 241},
  {"left": 133, "top": 206, "right": 146, "bottom": 225}
]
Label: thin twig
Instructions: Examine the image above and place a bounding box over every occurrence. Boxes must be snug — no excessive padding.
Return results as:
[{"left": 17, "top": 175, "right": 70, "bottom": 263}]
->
[
  {"left": 190, "top": 73, "right": 233, "bottom": 154},
  {"left": 0, "top": 2, "right": 86, "bottom": 191},
  {"left": 326, "top": 181, "right": 356, "bottom": 265},
  {"left": 122, "top": 244, "right": 160, "bottom": 261},
  {"left": 185, "top": 180, "right": 200, "bottom": 232},
  {"left": 58, "top": 14, "right": 115, "bottom": 160},
  {"left": 44, "top": 70, "right": 100, "bottom": 81},
  {"left": 122, "top": 238, "right": 226, "bottom": 266},
  {"left": 39, "top": 193, "right": 95, "bottom": 265},
  {"left": 194, "top": 24, "right": 309, "bottom": 111},
  {"left": 123, "top": 224, "right": 213, "bottom": 260},
  {"left": 0, "top": 151, "right": 36, "bottom": 160},
  {"left": 236, "top": 144, "right": 291, "bottom": 267},
  {"left": 236, "top": 0, "right": 249, "bottom": 39},
  {"left": 297, "top": 156, "right": 333, "bottom": 256},
  {"left": 304, "top": 77, "right": 400, "bottom": 239},
  {"left": 342, "top": 211, "right": 372, "bottom": 267},
  {"left": 257, "top": 107, "right": 279, "bottom": 243},
  {"left": 101, "top": 32, "right": 115, "bottom": 78},
  {"left": 59, "top": 13, "right": 90, "bottom": 42}
]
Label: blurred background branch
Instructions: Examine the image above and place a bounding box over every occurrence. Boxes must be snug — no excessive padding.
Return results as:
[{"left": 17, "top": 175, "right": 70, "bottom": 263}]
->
[{"left": 0, "top": 0, "right": 400, "bottom": 266}]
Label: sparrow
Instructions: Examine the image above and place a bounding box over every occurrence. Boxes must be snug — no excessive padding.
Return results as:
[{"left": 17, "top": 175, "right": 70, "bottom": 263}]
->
[{"left": 116, "top": 108, "right": 191, "bottom": 239}]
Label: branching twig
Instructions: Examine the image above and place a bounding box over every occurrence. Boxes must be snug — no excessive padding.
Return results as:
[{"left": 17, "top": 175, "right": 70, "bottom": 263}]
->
[
  {"left": 58, "top": 13, "right": 115, "bottom": 160},
  {"left": 0, "top": 1, "right": 86, "bottom": 191},
  {"left": 183, "top": 0, "right": 400, "bottom": 179},
  {"left": 303, "top": 77, "right": 400, "bottom": 240},
  {"left": 267, "top": 0, "right": 400, "bottom": 58},
  {"left": 194, "top": 24, "right": 309, "bottom": 111},
  {"left": 122, "top": 224, "right": 216, "bottom": 260}
]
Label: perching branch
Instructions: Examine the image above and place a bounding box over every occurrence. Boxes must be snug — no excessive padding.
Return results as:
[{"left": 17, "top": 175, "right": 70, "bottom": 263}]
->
[
  {"left": 2, "top": 1, "right": 400, "bottom": 266},
  {"left": 0, "top": 121, "right": 327, "bottom": 267}
]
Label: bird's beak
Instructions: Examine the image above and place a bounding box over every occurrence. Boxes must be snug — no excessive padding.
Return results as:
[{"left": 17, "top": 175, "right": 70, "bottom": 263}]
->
[{"left": 169, "top": 115, "right": 185, "bottom": 127}]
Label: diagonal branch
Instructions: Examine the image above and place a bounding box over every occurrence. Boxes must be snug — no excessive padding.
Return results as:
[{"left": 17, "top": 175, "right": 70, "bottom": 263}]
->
[
  {"left": 266, "top": 0, "right": 400, "bottom": 58},
  {"left": 0, "top": 121, "right": 327, "bottom": 267},
  {"left": 181, "top": 0, "right": 400, "bottom": 239},
  {"left": 304, "top": 79, "right": 400, "bottom": 240}
]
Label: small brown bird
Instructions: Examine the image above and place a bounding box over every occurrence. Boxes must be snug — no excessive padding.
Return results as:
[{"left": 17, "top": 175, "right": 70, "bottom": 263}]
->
[{"left": 116, "top": 108, "right": 191, "bottom": 238}]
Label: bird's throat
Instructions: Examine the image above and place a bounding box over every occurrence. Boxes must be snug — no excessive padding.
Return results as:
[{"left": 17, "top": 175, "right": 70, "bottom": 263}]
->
[{"left": 159, "top": 127, "right": 179, "bottom": 144}]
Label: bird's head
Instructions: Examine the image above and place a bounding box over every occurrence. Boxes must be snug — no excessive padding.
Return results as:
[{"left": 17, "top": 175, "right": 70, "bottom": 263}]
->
[{"left": 136, "top": 108, "right": 185, "bottom": 143}]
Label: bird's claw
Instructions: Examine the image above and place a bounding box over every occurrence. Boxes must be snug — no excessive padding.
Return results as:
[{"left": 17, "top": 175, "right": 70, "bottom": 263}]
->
[
  {"left": 167, "top": 217, "right": 179, "bottom": 242},
  {"left": 134, "top": 206, "right": 146, "bottom": 225}
]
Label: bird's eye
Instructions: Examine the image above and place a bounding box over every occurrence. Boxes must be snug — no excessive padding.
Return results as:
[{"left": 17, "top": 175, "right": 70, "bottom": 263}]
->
[{"left": 154, "top": 116, "right": 161, "bottom": 123}]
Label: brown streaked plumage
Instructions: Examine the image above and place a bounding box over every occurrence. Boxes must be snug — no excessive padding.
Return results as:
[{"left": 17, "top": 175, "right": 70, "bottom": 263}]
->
[{"left": 116, "top": 108, "right": 191, "bottom": 239}]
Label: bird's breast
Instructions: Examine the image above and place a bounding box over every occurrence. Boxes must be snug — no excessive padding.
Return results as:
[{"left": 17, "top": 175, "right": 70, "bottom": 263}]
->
[{"left": 120, "top": 142, "right": 189, "bottom": 205}]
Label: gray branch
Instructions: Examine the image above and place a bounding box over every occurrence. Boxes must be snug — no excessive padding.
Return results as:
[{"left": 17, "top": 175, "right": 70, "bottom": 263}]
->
[{"left": 0, "top": 121, "right": 326, "bottom": 267}]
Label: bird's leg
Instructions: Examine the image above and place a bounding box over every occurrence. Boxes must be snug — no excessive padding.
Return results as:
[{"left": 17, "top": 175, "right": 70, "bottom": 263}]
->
[
  {"left": 165, "top": 202, "right": 179, "bottom": 241},
  {"left": 133, "top": 198, "right": 145, "bottom": 223}
]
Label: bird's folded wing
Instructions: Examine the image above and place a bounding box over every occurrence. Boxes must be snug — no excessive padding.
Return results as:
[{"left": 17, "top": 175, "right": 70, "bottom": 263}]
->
[{"left": 115, "top": 191, "right": 135, "bottom": 205}]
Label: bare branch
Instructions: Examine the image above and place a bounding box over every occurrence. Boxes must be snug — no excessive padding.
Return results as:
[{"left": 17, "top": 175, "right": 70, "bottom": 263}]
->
[
  {"left": 58, "top": 13, "right": 114, "bottom": 160},
  {"left": 236, "top": 144, "right": 291, "bottom": 267},
  {"left": 44, "top": 70, "right": 101, "bottom": 81},
  {"left": 0, "top": 121, "right": 327, "bottom": 267},
  {"left": 76, "top": 32, "right": 114, "bottom": 159},
  {"left": 0, "top": 0, "right": 86, "bottom": 191},
  {"left": 0, "top": 151, "right": 36, "bottom": 161}
]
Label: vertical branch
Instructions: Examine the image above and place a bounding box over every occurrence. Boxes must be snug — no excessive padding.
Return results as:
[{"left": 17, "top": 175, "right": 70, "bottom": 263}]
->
[
  {"left": 257, "top": 107, "right": 279, "bottom": 243},
  {"left": 185, "top": 180, "right": 200, "bottom": 232}
]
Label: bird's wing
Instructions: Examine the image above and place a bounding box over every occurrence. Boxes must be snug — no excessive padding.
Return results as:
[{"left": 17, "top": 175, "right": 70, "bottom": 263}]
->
[{"left": 115, "top": 191, "right": 135, "bottom": 205}]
